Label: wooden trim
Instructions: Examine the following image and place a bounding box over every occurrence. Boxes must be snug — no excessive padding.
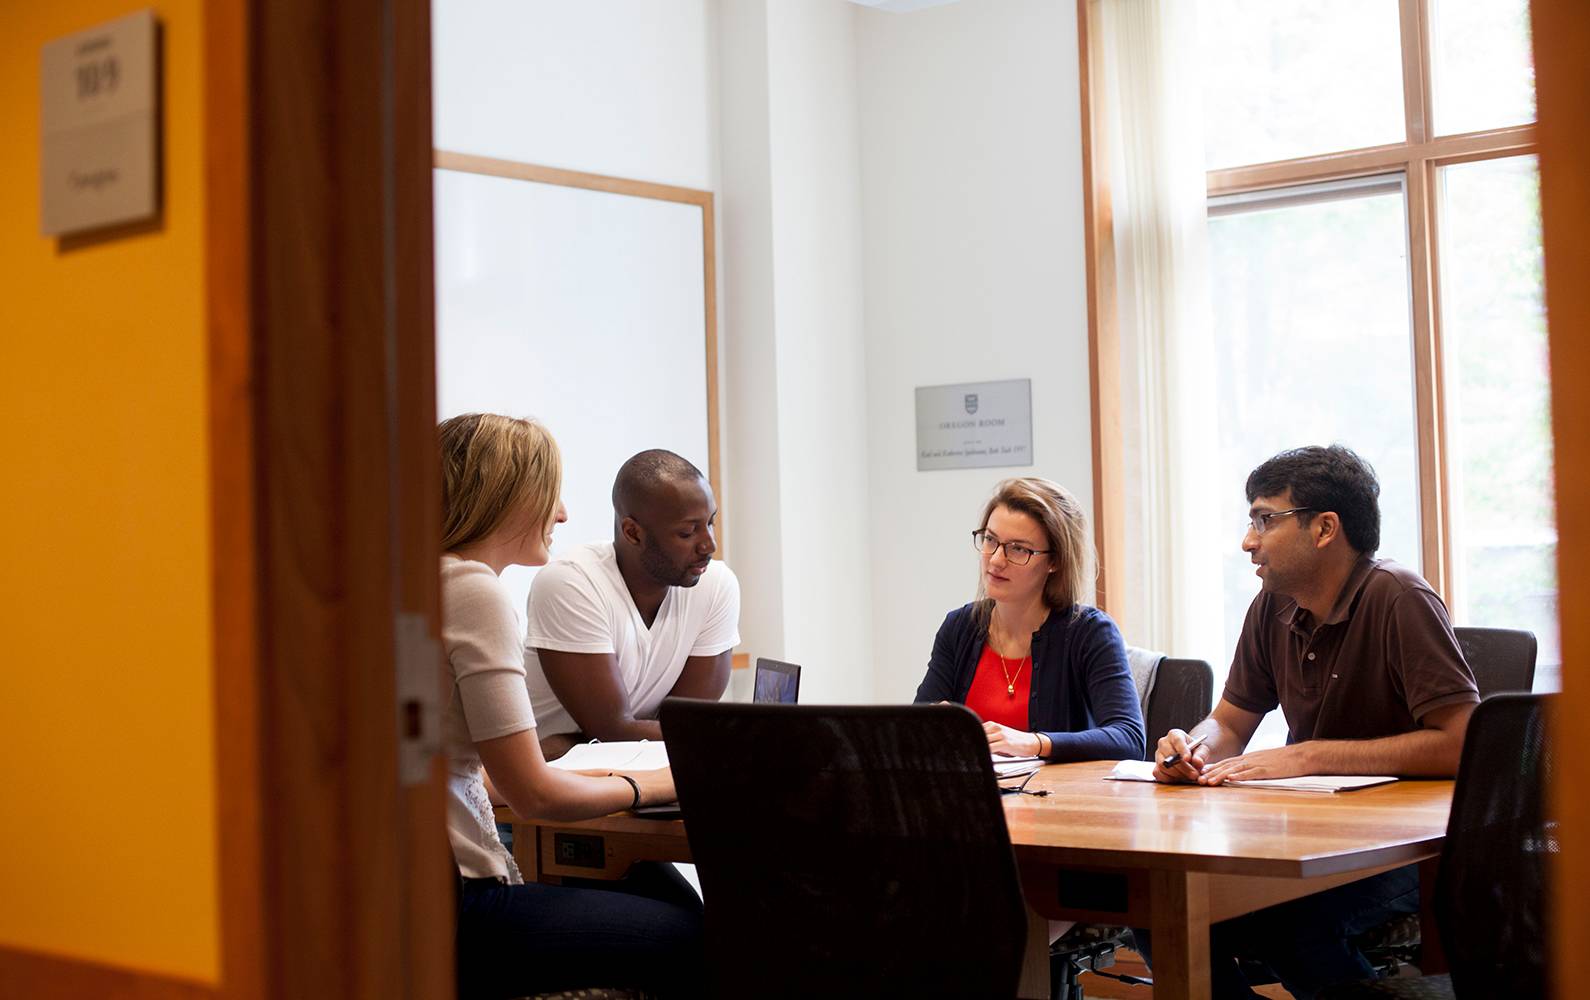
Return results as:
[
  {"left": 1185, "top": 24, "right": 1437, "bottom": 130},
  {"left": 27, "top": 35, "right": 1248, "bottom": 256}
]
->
[
  {"left": 0, "top": 946, "right": 215, "bottom": 1000},
  {"left": 204, "top": 1, "right": 263, "bottom": 999},
  {"left": 1531, "top": 1, "right": 1590, "bottom": 993},
  {"left": 432, "top": 151, "right": 712, "bottom": 210},
  {"left": 701, "top": 194, "right": 723, "bottom": 557},
  {"left": 1207, "top": 125, "right": 1537, "bottom": 196},
  {"left": 1424, "top": 161, "right": 1456, "bottom": 601},
  {"left": 1077, "top": 0, "right": 1125, "bottom": 621},
  {"left": 431, "top": 150, "right": 726, "bottom": 557},
  {"left": 1406, "top": 163, "right": 1451, "bottom": 597},
  {"left": 1398, "top": 0, "right": 1432, "bottom": 145}
]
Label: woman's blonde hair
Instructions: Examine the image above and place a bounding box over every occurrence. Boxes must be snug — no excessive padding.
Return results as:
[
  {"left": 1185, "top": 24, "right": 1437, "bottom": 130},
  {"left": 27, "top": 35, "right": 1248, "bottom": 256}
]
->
[
  {"left": 972, "top": 477, "right": 1095, "bottom": 624},
  {"left": 439, "top": 413, "right": 562, "bottom": 552}
]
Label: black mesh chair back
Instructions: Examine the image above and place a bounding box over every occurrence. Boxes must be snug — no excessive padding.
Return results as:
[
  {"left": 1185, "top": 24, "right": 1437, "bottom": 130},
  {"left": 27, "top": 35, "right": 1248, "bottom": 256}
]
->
[
  {"left": 1434, "top": 692, "right": 1553, "bottom": 998},
  {"left": 658, "top": 698, "right": 1029, "bottom": 999},
  {"left": 1451, "top": 626, "right": 1537, "bottom": 698},
  {"left": 1141, "top": 658, "right": 1215, "bottom": 761}
]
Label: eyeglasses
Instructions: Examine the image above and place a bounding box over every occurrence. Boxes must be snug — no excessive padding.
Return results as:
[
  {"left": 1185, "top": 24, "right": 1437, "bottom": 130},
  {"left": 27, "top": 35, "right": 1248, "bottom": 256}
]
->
[
  {"left": 972, "top": 529, "right": 1052, "bottom": 566},
  {"left": 1247, "top": 507, "right": 1314, "bottom": 536}
]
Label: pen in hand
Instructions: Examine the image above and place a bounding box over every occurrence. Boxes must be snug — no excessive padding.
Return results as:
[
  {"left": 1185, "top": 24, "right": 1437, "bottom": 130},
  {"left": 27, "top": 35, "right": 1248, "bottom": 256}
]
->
[{"left": 1161, "top": 732, "right": 1208, "bottom": 770}]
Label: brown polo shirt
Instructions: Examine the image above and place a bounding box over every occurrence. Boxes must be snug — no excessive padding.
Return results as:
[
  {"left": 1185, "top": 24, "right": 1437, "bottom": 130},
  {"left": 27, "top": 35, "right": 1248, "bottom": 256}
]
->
[{"left": 1224, "top": 557, "right": 1479, "bottom": 744}]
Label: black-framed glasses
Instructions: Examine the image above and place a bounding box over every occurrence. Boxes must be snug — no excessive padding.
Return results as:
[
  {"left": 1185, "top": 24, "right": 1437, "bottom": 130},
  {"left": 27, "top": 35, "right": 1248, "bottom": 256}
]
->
[
  {"left": 971, "top": 529, "right": 1052, "bottom": 566},
  {"left": 1247, "top": 507, "right": 1314, "bottom": 536},
  {"left": 998, "top": 768, "right": 1048, "bottom": 796}
]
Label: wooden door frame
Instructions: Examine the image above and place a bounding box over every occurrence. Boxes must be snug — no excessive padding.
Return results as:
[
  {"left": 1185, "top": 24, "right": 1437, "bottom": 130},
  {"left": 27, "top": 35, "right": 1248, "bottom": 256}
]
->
[
  {"left": 246, "top": 0, "right": 449, "bottom": 997},
  {"left": 1533, "top": 2, "right": 1590, "bottom": 995}
]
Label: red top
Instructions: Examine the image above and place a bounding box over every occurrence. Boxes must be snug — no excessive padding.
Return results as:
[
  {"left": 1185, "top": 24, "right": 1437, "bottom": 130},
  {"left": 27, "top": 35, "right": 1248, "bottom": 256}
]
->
[{"left": 964, "top": 642, "right": 1031, "bottom": 730}]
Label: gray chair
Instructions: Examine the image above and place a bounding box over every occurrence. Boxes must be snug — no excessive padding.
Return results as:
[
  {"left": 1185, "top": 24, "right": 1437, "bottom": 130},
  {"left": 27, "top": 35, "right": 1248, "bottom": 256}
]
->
[
  {"left": 1141, "top": 657, "right": 1215, "bottom": 761},
  {"left": 1452, "top": 626, "right": 1536, "bottom": 697}
]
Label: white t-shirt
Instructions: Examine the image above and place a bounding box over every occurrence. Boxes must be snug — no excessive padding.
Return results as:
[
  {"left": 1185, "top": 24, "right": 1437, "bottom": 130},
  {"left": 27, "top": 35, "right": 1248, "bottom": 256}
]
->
[
  {"left": 524, "top": 541, "right": 741, "bottom": 736},
  {"left": 440, "top": 555, "right": 537, "bottom": 881}
]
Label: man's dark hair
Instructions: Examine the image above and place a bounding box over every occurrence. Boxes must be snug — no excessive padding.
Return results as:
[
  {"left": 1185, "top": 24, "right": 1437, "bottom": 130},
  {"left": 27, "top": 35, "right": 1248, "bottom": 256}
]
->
[
  {"left": 1245, "top": 445, "right": 1381, "bottom": 554},
  {"left": 612, "top": 449, "right": 707, "bottom": 519}
]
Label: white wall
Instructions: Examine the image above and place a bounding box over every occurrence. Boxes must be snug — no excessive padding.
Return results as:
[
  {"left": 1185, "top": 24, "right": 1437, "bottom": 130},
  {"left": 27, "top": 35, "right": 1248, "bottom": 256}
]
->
[
  {"left": 854, "top": 0, "right": 1094, "bottom": 702},
  {"left": 765, "top": 1, "right": 875, "bottom": 703},
  {"left": 718, "top": 0, "right": 876, "bottom": 704},
  {"left": 432, "top": 0, "right": 1095, "bottom": 708},
  {"left": 433, "top": 0, "right": 719, "bottom": 189},
  {"left": 716, "top": 0, "right": 787, "bottom": 688}
]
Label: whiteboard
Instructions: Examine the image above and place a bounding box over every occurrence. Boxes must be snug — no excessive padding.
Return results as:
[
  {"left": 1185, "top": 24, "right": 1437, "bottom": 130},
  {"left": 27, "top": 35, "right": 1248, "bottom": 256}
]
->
[{"left": 434, "top": 162, "right": 713, "bottom": 614}]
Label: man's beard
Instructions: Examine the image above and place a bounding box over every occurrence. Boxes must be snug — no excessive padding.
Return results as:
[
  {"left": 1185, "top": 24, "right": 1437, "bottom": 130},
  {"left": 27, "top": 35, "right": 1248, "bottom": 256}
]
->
[{"left": 640, "top": 537, "right": 699, "bottom": 588}]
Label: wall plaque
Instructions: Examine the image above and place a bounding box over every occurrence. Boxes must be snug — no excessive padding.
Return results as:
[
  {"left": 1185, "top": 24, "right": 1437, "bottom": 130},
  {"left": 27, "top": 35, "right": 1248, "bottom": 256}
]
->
[
  {"left": 915, "top": 379, "right": 1033, "bottom": 471},
  {"left": 40, "top": 10, "right": 159, "bottom": 236}
]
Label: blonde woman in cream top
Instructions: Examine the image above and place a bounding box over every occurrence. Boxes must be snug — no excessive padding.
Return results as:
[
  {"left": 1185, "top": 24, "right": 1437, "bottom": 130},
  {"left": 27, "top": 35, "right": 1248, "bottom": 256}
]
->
[{"left": 439, "top": 413, "right": 701, "bottom": 1000}]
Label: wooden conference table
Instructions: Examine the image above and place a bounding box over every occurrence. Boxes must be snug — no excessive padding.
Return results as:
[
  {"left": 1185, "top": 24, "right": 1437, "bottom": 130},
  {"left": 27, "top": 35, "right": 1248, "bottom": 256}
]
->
[{"left": 497, "top": 761, "right": 1454, "bottom": 1000}]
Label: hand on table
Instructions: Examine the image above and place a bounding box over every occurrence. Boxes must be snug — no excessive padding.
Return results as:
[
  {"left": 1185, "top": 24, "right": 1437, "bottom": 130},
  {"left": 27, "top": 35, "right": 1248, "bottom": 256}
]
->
[
  {"left": 1152, "top": 728, "right": 1212, "bottom": 783},
  {"left": 984, "top": 720, "right": 1042, "bottom": 758},
  {"left": 1196, "top": 744, "right": 1313, "bottom": 785}
]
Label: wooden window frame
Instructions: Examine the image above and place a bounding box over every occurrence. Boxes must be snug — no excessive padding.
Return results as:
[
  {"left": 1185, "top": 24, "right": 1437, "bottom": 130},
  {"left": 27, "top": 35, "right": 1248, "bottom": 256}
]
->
[{"left": 1080, "top": 0, "right": 1539, "bottom": 614}]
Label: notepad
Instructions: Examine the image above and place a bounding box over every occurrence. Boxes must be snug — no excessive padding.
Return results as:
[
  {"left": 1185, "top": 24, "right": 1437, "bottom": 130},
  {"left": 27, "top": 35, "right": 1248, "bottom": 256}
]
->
[
  {"left": 1104, "top": 759, "right": 1160, "bottom": 782},
  {"left": 1104, "top": 758, "right": 1397, "bottom": 792},
  {"left": 992, "top": 753, "right": 1044, "bottom": 779},
  {"left": 548, "top": 740, "right": 670, "bottom": 771},
  {"left": 1222, "top": 774, "right": 1398, "bottom": 792}
]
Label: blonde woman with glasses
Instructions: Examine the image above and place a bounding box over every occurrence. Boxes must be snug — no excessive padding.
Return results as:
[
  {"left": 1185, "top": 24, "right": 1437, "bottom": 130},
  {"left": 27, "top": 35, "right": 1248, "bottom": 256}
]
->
[
  {"left": 439, "top": 413, "right": 701, "bottom": 999},
  {"left": 914, "top": 477, "right": 1144, "bottom": 763}
]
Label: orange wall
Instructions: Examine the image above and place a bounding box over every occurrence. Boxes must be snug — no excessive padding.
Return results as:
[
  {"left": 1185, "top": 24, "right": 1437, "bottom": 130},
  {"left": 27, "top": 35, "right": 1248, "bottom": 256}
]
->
[{"left": 0, "top": 0, "right": 219, "bottom": 983}]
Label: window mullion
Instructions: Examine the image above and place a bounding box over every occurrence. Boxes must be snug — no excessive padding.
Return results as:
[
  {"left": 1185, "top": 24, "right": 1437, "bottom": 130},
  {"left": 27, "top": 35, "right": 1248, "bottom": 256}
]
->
[
  {"left": 1406, "top": 158, "right": 1452, "bottom": 601},
  {"left": 1399, "top": 0, "right": 1434, "bottom": 144}
]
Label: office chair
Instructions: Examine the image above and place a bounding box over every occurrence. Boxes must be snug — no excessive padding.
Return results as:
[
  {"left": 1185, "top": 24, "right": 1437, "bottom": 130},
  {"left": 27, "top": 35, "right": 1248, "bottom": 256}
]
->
[
  {"left": 1141, "top": 658, "right": 1215, "bottom": 761},
  {"left": 1049, "top": 655, "right": 1214, "bottom": 998},
  {"left": 1319, "top": 692, "right": 1554, "bottom": 998},
  {"left": 1452, "top": 626, "right": 1537, "bottom": 698},
  {"left": 658, "top": 698, "right": 1029, "bottom": 1000},
  {"left": 1340, "top": 626, "right": 1540, "bottom": 978}
]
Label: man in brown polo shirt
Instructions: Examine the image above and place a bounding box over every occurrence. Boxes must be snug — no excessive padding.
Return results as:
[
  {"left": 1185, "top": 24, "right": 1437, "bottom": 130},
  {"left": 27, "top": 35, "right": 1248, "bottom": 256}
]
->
[{"left": 1141, "top": 445, "right": 1479, "bottom": 999}]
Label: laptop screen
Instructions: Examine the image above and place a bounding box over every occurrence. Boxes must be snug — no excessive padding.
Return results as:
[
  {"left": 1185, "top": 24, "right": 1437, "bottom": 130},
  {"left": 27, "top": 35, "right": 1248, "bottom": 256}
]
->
[{"left": 752, "top": 658, "right": 801, "bottom": 704}]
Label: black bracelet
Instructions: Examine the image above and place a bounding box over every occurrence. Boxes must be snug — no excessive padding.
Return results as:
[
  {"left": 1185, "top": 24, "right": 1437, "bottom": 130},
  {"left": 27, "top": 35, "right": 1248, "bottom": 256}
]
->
[{"left": 616, "top": 773, "right": 641, "bottom": 810}]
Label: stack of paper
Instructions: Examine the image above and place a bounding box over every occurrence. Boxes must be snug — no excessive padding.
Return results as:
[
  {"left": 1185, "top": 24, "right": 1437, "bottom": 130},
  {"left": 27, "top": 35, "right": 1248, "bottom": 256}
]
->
[
  {"left": 992, "top": 754, "right": 1044, "bottom": 779},
  {"left": 1104, "top": 760, "right": 1159, "bottom": 782},
  {"left": 1103, "top": 758, "right": 1397, "bottom": 792},
  {"left": 1223, "top": 775, "right": 1398, "bottom": 792},
  {"left": 548, "top": 740, "right": 670, "bottom": 771}
]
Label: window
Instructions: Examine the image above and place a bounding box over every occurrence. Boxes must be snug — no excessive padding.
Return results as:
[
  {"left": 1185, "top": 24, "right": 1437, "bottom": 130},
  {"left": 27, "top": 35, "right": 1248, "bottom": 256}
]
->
[
  {"left": 1199, "top": 0, "right": 1406, "bottom": 170},
  {"left": 1207, "top": 177, "right": 1422, "bottom": 662},
  {"left": 1198, "top": 0, "right": 1555, "bottom": 695},
  {"left": 1439, "top": 156, "right": 1557, "bottom": 678}
]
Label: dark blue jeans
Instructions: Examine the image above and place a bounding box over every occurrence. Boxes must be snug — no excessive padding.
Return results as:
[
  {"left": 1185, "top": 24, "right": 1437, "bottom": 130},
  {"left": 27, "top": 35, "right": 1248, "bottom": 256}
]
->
[
  {"left": 1131, "top": 864, "right": 1420, "bottom": 1000},
  {"left": 456, "top": 863, "right": 704, "bottom": 999}
]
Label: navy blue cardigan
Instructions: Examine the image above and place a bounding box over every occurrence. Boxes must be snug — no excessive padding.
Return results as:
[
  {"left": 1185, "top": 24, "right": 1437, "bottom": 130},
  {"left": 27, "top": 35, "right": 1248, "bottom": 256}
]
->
[{"left": 914, "top": 602, "right": 1145, "bottom": 762}]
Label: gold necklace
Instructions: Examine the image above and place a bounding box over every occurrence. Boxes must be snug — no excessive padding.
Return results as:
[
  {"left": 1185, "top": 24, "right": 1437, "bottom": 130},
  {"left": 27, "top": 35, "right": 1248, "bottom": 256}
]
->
[{"left": 991, "top": 608, "right": 1030, "bottom": 697}]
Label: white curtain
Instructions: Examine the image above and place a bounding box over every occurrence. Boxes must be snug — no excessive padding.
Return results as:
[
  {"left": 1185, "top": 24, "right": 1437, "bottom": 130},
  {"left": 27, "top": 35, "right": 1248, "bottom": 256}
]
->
[{"left": 1092, "top": 0, "right": 1225, "bottom": 665}]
